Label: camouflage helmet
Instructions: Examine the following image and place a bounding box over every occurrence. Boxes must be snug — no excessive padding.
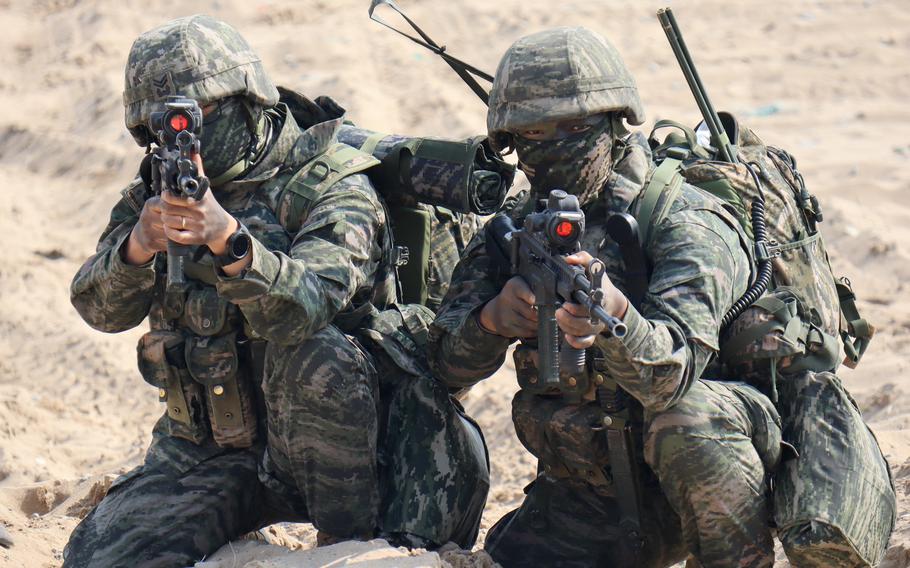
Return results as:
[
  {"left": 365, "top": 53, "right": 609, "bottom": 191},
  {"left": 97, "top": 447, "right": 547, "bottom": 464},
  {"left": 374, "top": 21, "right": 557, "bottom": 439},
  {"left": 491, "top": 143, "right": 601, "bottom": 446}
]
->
[
  {"left": 487, "top": 27, "right": 644, "bottom": 145},
  {"left": 123, "top": 15, "right": 279, "bottom": 146}
]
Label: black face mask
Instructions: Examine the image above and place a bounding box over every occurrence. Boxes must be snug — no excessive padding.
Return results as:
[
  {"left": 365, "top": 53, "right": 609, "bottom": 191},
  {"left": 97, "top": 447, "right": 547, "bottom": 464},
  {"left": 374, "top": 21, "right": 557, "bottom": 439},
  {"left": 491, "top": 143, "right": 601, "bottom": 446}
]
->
[
  {"left": 515, "top": 117, "right": 614, "bottom": 207},
  {"left": 199, "top": 97, "right": 257, "bottom": 183}
]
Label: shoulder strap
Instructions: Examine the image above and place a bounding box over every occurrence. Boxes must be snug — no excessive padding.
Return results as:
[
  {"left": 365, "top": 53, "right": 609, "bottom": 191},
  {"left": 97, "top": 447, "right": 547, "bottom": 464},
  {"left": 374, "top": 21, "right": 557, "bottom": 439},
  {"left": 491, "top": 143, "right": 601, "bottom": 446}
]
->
[
  {"left": 634, "top": 158, "right": 684, "bottom": 248},
  {"left": 279, "top": 142, "right": 380, "bottom": 233}
]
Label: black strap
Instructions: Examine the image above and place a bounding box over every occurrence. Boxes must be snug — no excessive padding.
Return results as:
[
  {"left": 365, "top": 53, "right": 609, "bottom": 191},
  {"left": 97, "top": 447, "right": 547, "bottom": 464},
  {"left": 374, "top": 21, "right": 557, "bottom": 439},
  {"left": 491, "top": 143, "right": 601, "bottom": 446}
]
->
[
  {"left": 606, "top": 212, "right": 648, "bottom": 308},
  {"left": 594, "top": 382, "right": 645, "bottom": 561},
  {"left": 369, "top": 0, "right": 492, "bottom": 105}
]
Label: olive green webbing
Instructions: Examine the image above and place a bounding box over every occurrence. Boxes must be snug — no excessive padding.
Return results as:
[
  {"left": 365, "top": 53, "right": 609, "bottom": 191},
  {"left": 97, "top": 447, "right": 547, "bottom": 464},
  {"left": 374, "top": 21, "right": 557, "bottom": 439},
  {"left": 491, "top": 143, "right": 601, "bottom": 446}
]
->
[
  {"left": 837, "top": 279, "right": 874, "bottom": 368},
  {"left": 280, "top": 143, "right": 380, "bottom": 233},
  {"left": 360, "top": 131, "right": 387, "bottom": 156},
  {"left": 649, "top": 119, "right": 711, "bottom": 160},
  {"left": 635, "top": 157, "right": 683, "bottom": 247}
]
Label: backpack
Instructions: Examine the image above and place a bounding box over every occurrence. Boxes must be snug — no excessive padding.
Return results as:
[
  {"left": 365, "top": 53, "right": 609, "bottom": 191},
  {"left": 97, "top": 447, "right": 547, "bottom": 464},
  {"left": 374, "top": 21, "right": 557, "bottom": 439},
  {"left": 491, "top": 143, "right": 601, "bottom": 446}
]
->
[
  {"left": 638, "top": 113, "right": 873, "bottom": 397},
  {"left": 276, "top": 87, "right": 514, "bottom": 310}
]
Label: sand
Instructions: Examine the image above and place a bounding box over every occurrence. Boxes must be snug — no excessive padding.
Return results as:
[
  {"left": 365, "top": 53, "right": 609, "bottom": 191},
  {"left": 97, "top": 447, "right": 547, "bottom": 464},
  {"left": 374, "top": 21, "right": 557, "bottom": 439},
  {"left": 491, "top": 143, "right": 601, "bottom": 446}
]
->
[{"left": 0, "top": 0, "right": 908, "bottom": 566}]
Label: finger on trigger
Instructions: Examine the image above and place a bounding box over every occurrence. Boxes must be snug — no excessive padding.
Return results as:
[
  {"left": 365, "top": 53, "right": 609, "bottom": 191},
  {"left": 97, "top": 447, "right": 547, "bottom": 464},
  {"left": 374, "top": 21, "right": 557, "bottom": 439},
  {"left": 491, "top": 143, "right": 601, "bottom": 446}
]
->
[
  {"left": 564, "top": 251, "right": 593, "bottom": 266},
  {"left": 514, "top": 300, "right": 538, "bottom": 322},
  {"left": 512, "top": 278, "right": 537, "bottom": 306}
]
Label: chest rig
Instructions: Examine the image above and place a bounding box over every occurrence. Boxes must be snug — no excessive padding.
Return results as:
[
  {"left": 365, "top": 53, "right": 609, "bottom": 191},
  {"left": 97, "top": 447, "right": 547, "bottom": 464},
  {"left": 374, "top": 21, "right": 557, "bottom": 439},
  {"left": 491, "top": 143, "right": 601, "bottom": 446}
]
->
[
  {"left": 487, "top": 186, "right": 651, "bottom": 555},
  {"left": 132, "top": 139, "right": 381, "bottom": 449}
]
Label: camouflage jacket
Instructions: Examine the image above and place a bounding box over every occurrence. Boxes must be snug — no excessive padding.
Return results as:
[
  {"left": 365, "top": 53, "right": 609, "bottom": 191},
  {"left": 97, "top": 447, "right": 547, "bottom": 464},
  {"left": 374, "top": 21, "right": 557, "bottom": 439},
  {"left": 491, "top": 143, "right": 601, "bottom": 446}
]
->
[
  {"left": 71, "top": 104, "right": 395, "bottom": 347},
  {"left": 428, "top": 133, "right": 753, "bottom": 411}
]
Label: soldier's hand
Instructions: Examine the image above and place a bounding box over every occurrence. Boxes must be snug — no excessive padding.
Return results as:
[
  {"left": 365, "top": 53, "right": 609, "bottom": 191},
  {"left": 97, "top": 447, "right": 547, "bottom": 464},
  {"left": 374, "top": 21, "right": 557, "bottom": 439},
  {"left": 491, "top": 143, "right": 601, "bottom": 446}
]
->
[
  {"left": 557, "top": 251, "right": 629, "bottom": 349},
  {"left": 159, "top": 155, "right": 237, "bottom": 256},
  {"left": 478, "top": 276, "right": 538, "bottom": 339},
  {"left": 124, "top": 196, "right": 167, "bottom": 265}
]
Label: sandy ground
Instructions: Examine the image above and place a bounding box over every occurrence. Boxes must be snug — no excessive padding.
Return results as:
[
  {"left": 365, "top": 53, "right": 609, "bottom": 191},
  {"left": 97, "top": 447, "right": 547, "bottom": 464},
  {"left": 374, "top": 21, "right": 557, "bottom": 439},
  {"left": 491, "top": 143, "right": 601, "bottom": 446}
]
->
[{"left": 0, "top": 0, "right": 908, "bottom": 566}]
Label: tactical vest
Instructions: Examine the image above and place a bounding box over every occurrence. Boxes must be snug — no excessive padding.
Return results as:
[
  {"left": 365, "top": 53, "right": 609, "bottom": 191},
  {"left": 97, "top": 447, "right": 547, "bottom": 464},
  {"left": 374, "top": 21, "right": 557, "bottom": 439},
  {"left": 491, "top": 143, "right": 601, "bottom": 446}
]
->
[{"left": 131, "top": 137, "right": 387, "bottom": 450}]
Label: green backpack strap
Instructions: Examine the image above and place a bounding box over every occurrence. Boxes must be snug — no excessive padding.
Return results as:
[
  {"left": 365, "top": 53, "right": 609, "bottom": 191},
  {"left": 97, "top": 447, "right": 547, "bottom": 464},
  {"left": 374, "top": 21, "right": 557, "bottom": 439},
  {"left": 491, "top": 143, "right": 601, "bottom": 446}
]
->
[
  {"left": 836, "top": 277, "right": 875, "bottom": 369},
  {"left": 634, "top": 157, "right": 685, "bottom": 249},
  {"left": 279, "top": 142, "right": 380, "bottom": 233}
]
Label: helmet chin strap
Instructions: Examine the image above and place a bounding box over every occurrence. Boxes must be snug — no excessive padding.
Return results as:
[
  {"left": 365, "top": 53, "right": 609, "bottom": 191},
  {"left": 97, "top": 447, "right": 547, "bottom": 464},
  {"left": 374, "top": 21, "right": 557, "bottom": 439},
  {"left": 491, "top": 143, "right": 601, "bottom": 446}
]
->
[{"left": 208, "top": 100, "right": 270, "bottom": 187}]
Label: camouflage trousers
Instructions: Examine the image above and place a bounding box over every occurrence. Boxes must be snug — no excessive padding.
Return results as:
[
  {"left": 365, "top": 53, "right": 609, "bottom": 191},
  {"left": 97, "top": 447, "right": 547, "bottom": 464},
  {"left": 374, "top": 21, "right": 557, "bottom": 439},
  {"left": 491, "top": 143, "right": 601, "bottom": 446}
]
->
[
  {"left": 64, "top": 324, "right": 488, "bottom": 567},
  {"left": 487, "top": 378, "right": 891, "bottom": 568}
]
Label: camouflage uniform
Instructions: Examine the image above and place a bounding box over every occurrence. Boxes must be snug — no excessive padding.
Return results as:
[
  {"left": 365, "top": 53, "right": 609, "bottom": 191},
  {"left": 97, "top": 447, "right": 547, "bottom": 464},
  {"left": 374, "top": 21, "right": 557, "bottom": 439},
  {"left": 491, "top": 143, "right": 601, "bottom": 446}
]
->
[
  {"left": 65, "top": 15, "right": 487, "bottom": 568},
  {"left": 430, "top": 28, "right": 785, "bottom": 568}
]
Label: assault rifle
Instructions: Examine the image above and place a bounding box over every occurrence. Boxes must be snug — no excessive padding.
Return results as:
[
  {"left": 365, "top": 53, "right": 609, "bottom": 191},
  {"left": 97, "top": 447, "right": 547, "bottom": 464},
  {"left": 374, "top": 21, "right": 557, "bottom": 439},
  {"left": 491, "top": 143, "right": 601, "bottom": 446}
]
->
[
  {"left": 147, "top": 96, "right": 210, "bottom": 295},
  {"left": 485, "top": 190, "right": 627, "bottom": 390}
]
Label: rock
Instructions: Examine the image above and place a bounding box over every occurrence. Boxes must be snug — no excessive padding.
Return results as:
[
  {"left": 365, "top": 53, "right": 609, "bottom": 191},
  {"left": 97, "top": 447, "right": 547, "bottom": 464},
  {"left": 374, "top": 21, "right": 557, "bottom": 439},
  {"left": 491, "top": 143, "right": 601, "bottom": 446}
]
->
[{"left": 0, "top": 524, "right": 13, "bottom": 548}]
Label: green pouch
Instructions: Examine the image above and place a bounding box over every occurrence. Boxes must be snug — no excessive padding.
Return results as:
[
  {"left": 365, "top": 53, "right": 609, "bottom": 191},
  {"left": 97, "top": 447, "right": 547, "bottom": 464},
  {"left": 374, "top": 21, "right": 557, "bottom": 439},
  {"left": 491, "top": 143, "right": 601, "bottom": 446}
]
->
[
  {"left": 721, "top": 287, "right": 840, "bottom": 401},
  {"left": 185, "top": 333, "right": 258, "bottom": 449},
  {"left": 357, "top": 303, "right": 434, "bottom": 379},
  {"left": 136, "top": 330, "right": 209, "bottom": 444},
  {"left": 182, "top": 286, "right": 229, "bottom": 336}
]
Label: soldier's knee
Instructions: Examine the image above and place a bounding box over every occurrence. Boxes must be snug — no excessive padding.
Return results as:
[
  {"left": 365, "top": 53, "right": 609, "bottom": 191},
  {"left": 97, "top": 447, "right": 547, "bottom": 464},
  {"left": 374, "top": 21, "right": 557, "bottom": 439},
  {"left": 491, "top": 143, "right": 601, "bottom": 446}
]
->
[
  {"left": 264, "top": 325, "right": 376, "bottom": 407},
  {"left": 643, "top": 384, "right": 718, "bottom": 472},
  {"left": 779, "top": 521, "right": 871, "bottom": 567}
]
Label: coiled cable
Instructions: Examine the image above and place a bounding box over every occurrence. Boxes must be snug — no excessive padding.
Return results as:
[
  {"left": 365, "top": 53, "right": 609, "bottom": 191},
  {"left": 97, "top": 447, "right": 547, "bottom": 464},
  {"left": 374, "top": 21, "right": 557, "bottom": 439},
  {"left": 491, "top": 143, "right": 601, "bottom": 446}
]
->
[{"left": 721, "top": 161, "right": 774, "bottom": 329}]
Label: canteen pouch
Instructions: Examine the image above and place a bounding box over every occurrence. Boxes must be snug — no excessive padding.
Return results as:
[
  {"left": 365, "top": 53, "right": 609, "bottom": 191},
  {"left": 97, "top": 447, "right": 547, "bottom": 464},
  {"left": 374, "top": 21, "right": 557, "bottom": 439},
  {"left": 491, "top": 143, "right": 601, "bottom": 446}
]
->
[
  {"left": 137, "top": 330, "right": 209, "bottom": 444},
  {"left": 185, "top": 332, "right": 258, "bottom": 448}
]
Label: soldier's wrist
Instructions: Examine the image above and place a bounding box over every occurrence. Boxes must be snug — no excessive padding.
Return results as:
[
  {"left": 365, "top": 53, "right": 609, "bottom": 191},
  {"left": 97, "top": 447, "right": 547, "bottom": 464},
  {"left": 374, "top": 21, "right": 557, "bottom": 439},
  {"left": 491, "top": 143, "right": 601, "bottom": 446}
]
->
[
  {"left": 207, "top": 216, "right": 239, "bottom": 257},
  {"left": 477, "top": 300, "right": 500, "bottom": 335},
  {"left": 124, "top": 226, "right": 155, "bottom": 266}
]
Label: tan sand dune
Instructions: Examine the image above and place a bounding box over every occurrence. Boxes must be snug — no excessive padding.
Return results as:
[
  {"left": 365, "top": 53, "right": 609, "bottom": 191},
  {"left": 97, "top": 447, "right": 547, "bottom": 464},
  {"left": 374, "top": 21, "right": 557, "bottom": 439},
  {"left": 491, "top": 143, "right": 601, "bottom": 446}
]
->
[{"left": 0, "top": 0, "right": 908, "bottom": 566}]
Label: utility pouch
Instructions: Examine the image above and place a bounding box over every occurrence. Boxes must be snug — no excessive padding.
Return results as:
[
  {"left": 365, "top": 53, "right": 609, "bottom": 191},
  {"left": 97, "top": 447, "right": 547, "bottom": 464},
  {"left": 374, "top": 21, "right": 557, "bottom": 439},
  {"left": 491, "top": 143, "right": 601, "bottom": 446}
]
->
[
  {"left": 183, "top": 286, "right": 229, "bottom": 336},
  {"left": 185, "top": 332, "right": 258, "bottom": 448},
  {"left": 512, "top": 391, "right": 612, "bottom": 488},
  {"left": 721, "top": 287, "right": 840, "bottom": 401},
  {"left": 357, "top": 303, "right": 435, "bottom": 381},
  {"left": 136, "top": 330, "right": 209, "bottom": 444},
  {"left": 513, "top": 345, "right": 541, "bottom": 393},
  {"left": 513, "top": 343, "right": 592, "bottom": 402}
]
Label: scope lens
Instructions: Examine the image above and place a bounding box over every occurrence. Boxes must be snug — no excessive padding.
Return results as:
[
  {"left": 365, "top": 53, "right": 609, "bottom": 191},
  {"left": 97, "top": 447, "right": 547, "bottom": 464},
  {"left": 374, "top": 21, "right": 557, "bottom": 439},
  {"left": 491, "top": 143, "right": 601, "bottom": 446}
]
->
[
  {"left": 169, "top": 114, "right": 190, "bottom": 132},
  {"left": 556, "top": 221, "right": 575, "bottom": 238}
]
